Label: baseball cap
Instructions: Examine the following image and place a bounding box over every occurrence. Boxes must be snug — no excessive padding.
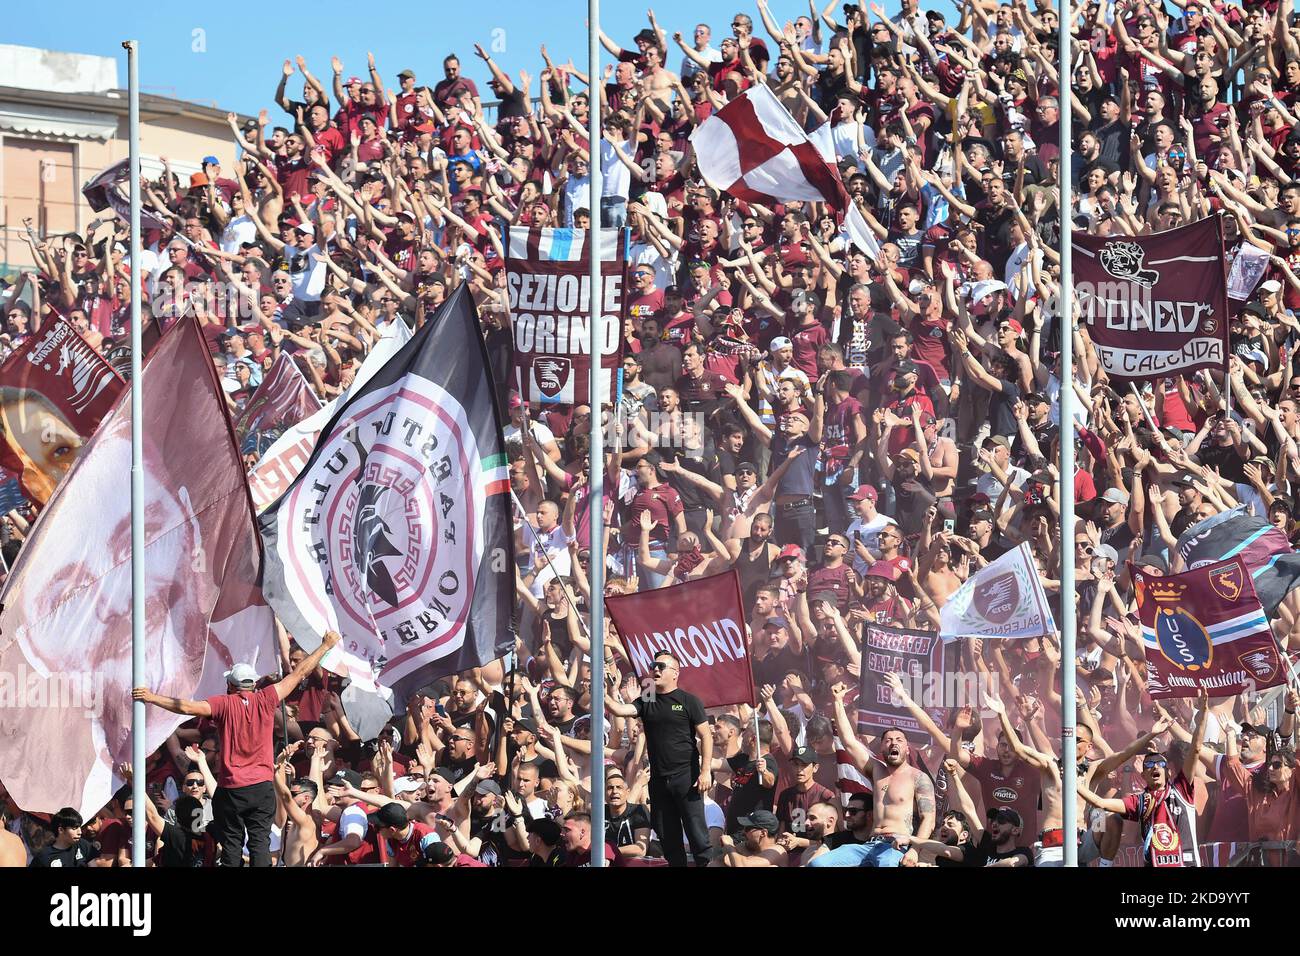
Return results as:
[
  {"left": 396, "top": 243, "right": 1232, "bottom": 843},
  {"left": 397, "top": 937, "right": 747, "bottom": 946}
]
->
[
  {"left": 1101, "top": 487, "right": 1131, "bottom": 506},
  {"left": 294, "top": 221, "right": 314, "bottom": 236},
  {"left": 999, "top": 318, "right": 1024, "bottom": 335},
  {"left": 189, "top": 172, "right": 209, "bottom": 188},
  {"left": 865, "top": 561, "right": 901, "bottom": 582},
  {"left": 894, "top": 360, "right": 919, "bottom": 377},
  {"left": 777, "top": 544, "right": 805, "bottom": 562},
  {"left": 513, "top": 717, "right": 540, "bottom": 736},
  {"left": 791, "top": 289, "right": 821, "bottom": 310},
  {"left": 634, "top": 28, "right": 658, "bottom": 43},
  {"left": 369, "top": 802, "right": 409, "bottom": 829},
  {"left": 508, "top": 393, "right": 523, "bottom": 410},
  {"left": 328, "top": 769, "right": 363, "bottom": 789},
  {"left": 526, "top": 817, "right": 562, "bottom": 844},
  {"left": 736, "top": 461, "right": 758, "bottom": 474},
  {"left": 1261, "top": 279, "right": 1283, "bottom": 294},
  {"left": 398, "top": 69, "right": 416, "bottom": 79},
  {"left": 790, "top": 746, "right": 820, "bottom": 765},
  {"left": 1093, "top": 543, "right": 1119, "bottom": 563},
  {"left": 770, "top": 336, "right": 793, "bottom": 351},
  {"left": 737, "top": 810, "right": 780, "bottom": 834},
  {"left": 475, "top": 779, "right": 503, "bottom": 797},
  {"left": 849, "top": 485, "right": 879, "bottom": 501},
  {"left": 988, "top": 806, "right": 1024, "bottom": 828},
  {"left": 223, "top": 662, "right": 258, "bottom": 688},
  {"left": 983, "top": 435, "right": 1011, "bottom": 449},
  {"left": 1135, "top": 553, "right": 1169, "bottom": 573}
]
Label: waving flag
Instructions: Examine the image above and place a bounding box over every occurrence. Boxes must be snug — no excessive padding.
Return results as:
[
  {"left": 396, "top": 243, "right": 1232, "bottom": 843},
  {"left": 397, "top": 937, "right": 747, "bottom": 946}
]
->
[
  {"left": 259, "top": 286, "right": 513, "bottom": 700},
  {"left": 0, "top": 317, "right": 126, "bottom": 504},
  {"left": 1073, "top": 218, "right": 1230, "bottom": 383},
  {"left": 1133, "top": 557, "right": 1285, "bottom": 699},
  {"left": 940, "top": 542, "right": 1055, "bottom": 641},
  {"left": 233, "top": 351, "right": 322, "bottom": 455},
  {"left": 247, "top": 320, "right": 410, "bottom": 513},
  {"left": 691, "top": 83, "right": 879, "bottom": 256},
  {"left": 0, "top": 315, "right": 274, "bottom": 816},
  {"left": 1177, "top": 507, "right": 1300, "bottom": 614},
  {"left": 83, "top": 159, "right": 169, "bottom": 231},
  {"left": 605, "top": 571, "right": 755, "bottom": 709}
]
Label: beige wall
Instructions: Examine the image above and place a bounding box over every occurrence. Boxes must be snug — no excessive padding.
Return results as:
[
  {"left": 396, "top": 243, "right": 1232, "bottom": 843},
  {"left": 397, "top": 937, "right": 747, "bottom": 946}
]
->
[{"left": 1, "top": 114, "right": 240, "bottom": 274}]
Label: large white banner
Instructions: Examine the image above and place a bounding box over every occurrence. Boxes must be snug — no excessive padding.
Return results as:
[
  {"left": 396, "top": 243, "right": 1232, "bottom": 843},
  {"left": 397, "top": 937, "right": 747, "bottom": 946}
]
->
[{"left": 939, "top": 542, "right": 1056, "bottom": 641}]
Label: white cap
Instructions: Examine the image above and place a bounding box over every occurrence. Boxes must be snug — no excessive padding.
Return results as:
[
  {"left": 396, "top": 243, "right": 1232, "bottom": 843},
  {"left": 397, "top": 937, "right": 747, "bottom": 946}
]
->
[
  {"left": 1260, "top": 279, "right": 1283, "bottom": 294},
  {"left": 224, "top": 662, "right": 258, "bottom": 688},
  {"left": 770, "top": 336, "right": 793, "bottom": 351}
]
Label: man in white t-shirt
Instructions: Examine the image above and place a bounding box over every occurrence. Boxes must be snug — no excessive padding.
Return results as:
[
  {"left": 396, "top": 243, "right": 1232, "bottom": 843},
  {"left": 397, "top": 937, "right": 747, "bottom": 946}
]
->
[
  {"left": 974, "top": 436, "right": 1029, "bottom": 505},
  {"left": 845, "top": 486, "right": 897, "bottom": 575},
  {"left": 311, "top": 769, "right": 370, "bottom": 865},
  {"left": 522, "top": 500, "right": 573, "bottom": 599},
  {"left": 504, "top": 395, "right": 562, "bottom": 474}
]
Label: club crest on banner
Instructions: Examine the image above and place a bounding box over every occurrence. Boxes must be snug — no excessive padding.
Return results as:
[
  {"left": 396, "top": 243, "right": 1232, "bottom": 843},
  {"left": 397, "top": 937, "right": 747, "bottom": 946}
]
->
[
  {"left": 1209, "top": 563, "right": 1244, "bottom": 603},
  {"left": 1238, "top": 647, "right": 1279, "bottom": 682},
  {"left": 1148, "top": 581, "right": 1213, "bottom": 672},
  {"left": 532, "top": 356, "right": 571, "bottom": 401},
  {"left": 972, "top": 572, "right": 1019, "bottom": 625}
]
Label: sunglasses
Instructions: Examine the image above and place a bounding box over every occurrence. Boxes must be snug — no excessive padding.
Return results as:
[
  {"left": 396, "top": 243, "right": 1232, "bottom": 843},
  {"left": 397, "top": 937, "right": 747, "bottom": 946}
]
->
[
  {"left": 183, "top": 779, "right": 205, "bottom": 787},
  {"left": 1143, "top": 758, "right": 1168, "bottom": 769},
  {"left": 650, "top": 662, "right": 674, "bottom": 672},
  {"left": 1270, "top": 760, "right": 1289, "bottom": 769}
]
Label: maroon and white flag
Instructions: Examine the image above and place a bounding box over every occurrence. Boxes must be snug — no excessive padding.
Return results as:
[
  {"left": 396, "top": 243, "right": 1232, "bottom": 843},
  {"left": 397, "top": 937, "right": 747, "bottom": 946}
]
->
[
  {"left": 83, "top": 159, "right": 170, "bottom": 231},
  {"left": 504, "top": 227, "right": 628, "bottom": 406},
  {"left": 0, "top": 315, "right": 275, "bottom": 816},
  {"left": 1074, "top": 218, "right": 1230, "bottom": 383},
  {"left": 0, "top": 317, "right": 126, "bottom": 504},
  {"left": 606, "top": 571, "right": 756, "bottom": 709},
  {"left": 232, "top": 351, "right": 322, "bottom": 450},
  {"left": 691, "top": 83, "right": 879, "bottom": 256}
]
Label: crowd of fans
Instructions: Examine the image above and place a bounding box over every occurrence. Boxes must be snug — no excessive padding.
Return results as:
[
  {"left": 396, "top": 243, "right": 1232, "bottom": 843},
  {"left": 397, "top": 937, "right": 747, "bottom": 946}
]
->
[{"left": 4, "top": 0, "right": 1300, "bottom": 868}]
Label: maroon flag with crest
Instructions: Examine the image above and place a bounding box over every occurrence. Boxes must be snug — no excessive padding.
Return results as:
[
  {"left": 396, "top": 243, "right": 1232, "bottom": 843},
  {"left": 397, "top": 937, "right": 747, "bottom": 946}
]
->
[{"left": 1132, "top": 556, "right": 1286, "bottom": 699}]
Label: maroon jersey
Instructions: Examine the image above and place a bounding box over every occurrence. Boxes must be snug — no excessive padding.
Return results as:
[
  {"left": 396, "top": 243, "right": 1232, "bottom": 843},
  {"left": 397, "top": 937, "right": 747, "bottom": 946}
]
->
[{"left": 968, "top": 754, "right": 1042, "bottom": 837}]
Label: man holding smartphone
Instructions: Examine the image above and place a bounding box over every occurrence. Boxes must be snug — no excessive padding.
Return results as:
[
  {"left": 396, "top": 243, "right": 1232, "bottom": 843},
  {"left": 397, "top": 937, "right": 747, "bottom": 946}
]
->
[{"left": 604, "top": 650, "right": 713, "bottom": 866}]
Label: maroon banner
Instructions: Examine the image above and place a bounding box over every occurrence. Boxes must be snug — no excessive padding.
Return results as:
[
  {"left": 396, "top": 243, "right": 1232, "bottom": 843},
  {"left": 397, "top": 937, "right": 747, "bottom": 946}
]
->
[
  {"left": 1074, "top": 217, "right": 1229, "bottom": 383},
  {"left": 606, "top": 570, "right": 756, "bottom": 709},
  {"left": 0, "top": 317, "right": 126, "bottom": 504},
  {"left": 1132, "top": 556, "right": 1287, "bottom": 699},
  {"left": 856, "top": 624, "right": 946, "bottom": 745},
  {"left": 504, "top": 227, "right": 627, "bottom": 406}
]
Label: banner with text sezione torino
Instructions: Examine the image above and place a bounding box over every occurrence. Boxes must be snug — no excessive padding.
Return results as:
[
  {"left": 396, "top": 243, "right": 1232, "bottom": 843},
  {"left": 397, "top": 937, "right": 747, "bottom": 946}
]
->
[
  {"left": 1073, "top": 217, "right": 1229, "bottom": 383},
  {"left": 505, "top": 227, "right": 628, "bottom": 406}
]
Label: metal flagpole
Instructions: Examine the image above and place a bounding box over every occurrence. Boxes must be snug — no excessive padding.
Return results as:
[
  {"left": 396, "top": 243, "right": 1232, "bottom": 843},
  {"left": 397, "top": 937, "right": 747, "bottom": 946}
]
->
[
  {"left": 587, "top": 0, "right": 607, "bottom": 868},
  {"left": 124, "top": 39, "right": 147, "bottom": 868},
  {"left": 1057, "top": 16, "right": 1078, "bottom": 868}
]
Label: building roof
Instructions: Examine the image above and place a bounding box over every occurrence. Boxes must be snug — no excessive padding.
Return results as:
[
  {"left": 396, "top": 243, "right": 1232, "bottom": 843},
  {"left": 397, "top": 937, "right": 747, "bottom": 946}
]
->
[{"left": 0, "top": 84, "right": 252, "bottom": 142}]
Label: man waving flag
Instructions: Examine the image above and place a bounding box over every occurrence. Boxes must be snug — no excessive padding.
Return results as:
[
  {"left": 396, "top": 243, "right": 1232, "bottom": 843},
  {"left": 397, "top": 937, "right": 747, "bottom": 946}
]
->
[{"left": 258, "top": 286, "right": 513, "bottom": 700}]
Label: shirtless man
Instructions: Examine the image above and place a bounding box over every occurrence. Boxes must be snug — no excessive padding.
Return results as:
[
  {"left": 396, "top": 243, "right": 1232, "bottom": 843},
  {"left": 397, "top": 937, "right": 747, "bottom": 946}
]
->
[
  {"left": 272, "top": 747, "right": 322, "bottom": 867},
  {"left": 809, "top": 682, "right": 935, "bottom": 866},
  {"left": 713, "top": 809, "right": 788, "bottom": 867}
]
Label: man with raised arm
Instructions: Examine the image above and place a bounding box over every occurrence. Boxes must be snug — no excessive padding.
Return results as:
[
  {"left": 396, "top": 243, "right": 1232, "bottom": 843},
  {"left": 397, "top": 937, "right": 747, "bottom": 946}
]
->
[
  {"left": 808, "top": 682, "right": 935, "bottom": 866},
  {"left": 1078, "top": 691, "right": 1211, "bottom": 868},
  {"left": 132, "top": 631, "right": 341, "bottom": 867},
  {"left": 604, "top": 649, "right": 713, "bottom": 867}
]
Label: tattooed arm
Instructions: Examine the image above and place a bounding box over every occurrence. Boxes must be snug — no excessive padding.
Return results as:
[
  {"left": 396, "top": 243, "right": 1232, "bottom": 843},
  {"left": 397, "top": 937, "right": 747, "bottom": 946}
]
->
[{"left": 913, "top": 770, "right": 936, "bottom": 840}]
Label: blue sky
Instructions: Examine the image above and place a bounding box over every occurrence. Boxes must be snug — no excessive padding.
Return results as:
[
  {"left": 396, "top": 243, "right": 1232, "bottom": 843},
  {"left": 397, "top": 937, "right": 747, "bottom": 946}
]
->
[{"left": 8, "top": 0, "right": 907, "bottom": 116}]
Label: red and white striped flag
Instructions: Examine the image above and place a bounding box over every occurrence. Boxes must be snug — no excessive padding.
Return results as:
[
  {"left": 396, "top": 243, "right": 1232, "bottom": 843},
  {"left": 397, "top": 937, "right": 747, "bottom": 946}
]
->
[
  {"left": 691, "top": 84, "right": 879, "bottom": 257},
  {"left": 833, "top": 736, "right": 872, "bottom": 808}
]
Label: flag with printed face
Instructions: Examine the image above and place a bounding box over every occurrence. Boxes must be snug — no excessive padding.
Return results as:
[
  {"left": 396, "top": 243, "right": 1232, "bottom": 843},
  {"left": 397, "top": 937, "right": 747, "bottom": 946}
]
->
[
  {"left": 258, "top": 286, "right": 513, "bottom": 701},
  {"left": 0, "top": 315, "right": 274, "bottom": 816},
  {"left": 1132, "top": 556, "right": 1285, "bottom": 699},
  {"left": 0, "top": 317, "right": 126, "bottom": 504},
  {"left": 504, "top": 227, "right": 628, "bottom": 406},
  {"left": 939, "top": 542, "right": 1055, "bottom": 641},
  {"left": 83, "top": 159, "right": 170, "bottom": 232}
]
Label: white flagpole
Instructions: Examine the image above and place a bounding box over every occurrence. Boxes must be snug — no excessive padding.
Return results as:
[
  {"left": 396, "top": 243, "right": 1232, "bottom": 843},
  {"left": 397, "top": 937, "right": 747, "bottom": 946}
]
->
[
  {"left": 1057, "top": 16, "right": 1079, "bottom": 867},
  {"left": 587, "top": 0, "right": 607, "bottom": 868},
  {"left": 124, "top": 38, "right": 147, "bottom": 868}
]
